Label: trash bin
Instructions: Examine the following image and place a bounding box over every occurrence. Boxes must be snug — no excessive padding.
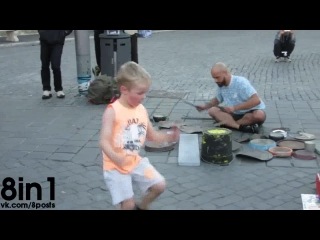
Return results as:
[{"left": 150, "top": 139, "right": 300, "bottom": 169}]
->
[{"left": 99, "top": 31, "right": 131, "bottom": 77}]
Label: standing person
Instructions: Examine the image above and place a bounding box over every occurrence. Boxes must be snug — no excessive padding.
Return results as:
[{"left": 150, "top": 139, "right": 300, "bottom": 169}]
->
[
  {"left": 124, "top": 30, "right": 139, "bottom": 63},
  {"left": 92, "top": 30, "right": 104, "bottom": 76},
  {"left": 38, "top": 30, "right": 73, "bottom": 99},
  {"left": 196, "top": 62, "right": 266, "bottom": 134},
  {"left": 100, "top": 61, "right": 180, "bottom": 210},
  {"left": 273, "top": 30, "right": 296, "bottom": 62}
]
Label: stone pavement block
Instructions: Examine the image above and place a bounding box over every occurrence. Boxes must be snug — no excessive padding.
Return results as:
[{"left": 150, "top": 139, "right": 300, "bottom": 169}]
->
[
  {"left": 292, "top": 158, "right": 319, "bottom": 168},
  {"left": 35, "top": 144, "right": 60, "bottom": 152},
  {"left": 167, "top": 156, "right": 178, "bottom": 164},
  {"left": 213, "top": 195, "right": 242, "bottom": 207},
  {"left": 56, "top": 146, "right": 82, "bottom": 154},
  {"left": 1, "top": 150, "right": 28, "bottom": 160},
  {"left": 84, "top": 141, "right": 99, "bottom": 148},
  {"left": 147, "top": 155, "right": 169, "bottom": 164},
  {"left": 25, "top": 151, "right": 51, "bottom": 159},
  {"left": 15, "top": 143, "right": 39, "bottom": 151},
  {"left": 49, "top": 152, "right": 75, "bottom": 161},
  {"left": 175, "top": 201, "right": 198, "bottom": 210},
  {"left": 63, "top": 140, "right": 90, "bottom": 147},
  {"left": 251, "top": 202, "right": 274, "bottom": 210},
  {"left": 199, "top": 203, "right": 218, "bottom": 210},
  {"left": 266, "top": 158, "right": 293, "bottom": 167},
  {"left": 173, "top": 192, "right": 192, "bottom": 201}
]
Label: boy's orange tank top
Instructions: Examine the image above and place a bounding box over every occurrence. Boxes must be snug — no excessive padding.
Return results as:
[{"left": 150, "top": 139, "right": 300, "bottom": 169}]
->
[{"left": 102, "top": 100, "right": 149, "bottom": 174}]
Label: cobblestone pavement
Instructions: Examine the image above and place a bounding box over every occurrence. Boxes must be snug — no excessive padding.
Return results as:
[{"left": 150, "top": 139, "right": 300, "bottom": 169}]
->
[{"left": 0, "top": 30, "right": 319, "bottom": 210}]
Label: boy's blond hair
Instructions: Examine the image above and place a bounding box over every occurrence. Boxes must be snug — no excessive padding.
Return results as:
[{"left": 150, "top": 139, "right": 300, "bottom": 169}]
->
[{"left": 116, "top": 61, "right": 151, "bottom": 90}]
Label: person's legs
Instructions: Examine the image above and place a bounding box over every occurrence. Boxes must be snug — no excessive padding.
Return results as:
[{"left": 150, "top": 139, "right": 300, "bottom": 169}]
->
[
  {"left": 50, "top": 44, "right": 64, "bottom": 94},
  {"left": 208, "top": 107, "right": 240, "bottom": 129},
  {"left": 133, "top": 158, "right": 166, "bottom": 210},
  {"left": 236, "top": 110, "right": 266, "bottom": 126},
  {"left": 94, "top": 30, "right": 104, "bottom": 69},
  {"left": 286, "top": 40, "right": 295, "bottom": 57},
  {"left": 130, "top": 33, "right": 138, "bottom": 63},
  {"left": 40, "top": 41, "right": 51, "bottom": 92},
  {"left": 103, "top": 170, "right": 136, "bottom": 210},
  {"left": 273, "top": 38, "right": 282, "bottom": 61},
  {"left": 208, "top": 107, "right": 264, "bottom": 133}
]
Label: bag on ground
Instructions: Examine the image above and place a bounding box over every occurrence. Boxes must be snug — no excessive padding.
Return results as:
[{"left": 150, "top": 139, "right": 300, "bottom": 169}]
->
[
  {"left": 138, "top": 30, "right": 152, "bottom": 38},
  {"left": 87, "top": 74, "right": 117, "bottom": 104}
]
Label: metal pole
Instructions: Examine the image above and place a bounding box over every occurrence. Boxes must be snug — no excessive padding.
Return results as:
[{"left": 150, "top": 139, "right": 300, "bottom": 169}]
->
[{"left": 74, "top": 30, "right": 91, "bottom": 95}]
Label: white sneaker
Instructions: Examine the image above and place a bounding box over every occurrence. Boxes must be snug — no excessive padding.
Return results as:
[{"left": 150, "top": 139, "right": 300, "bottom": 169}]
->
[
  {"left": 42, "top": 90, "right": 52, "bottom": 99},
  {"left": 285, "top": 57, "right": 292, "bottom": 62},
  {"left": 275, "top": 57, "right": 280, "bottom": 63},
  {"left": 56, "top": 91, "right": 65, "bottom": 98}
]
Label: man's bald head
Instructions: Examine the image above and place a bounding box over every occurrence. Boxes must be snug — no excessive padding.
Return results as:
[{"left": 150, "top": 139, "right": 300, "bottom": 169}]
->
[{"left": 211, "top": 62, "right": 231, "bottom": 87}]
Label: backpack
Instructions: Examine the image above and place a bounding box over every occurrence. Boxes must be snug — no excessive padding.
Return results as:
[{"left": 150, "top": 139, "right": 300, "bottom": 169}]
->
[
  {"left": 87, "top": 74, "right": 118, "bottom": 104},
  {"left": 137, "top": 30, "right": 152, "bottom": 38}
]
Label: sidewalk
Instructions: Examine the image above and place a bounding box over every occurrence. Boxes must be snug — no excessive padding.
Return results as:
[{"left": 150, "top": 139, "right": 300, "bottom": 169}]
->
[{"left": 0, "top": 30, "right": 319, "bottom": 210}]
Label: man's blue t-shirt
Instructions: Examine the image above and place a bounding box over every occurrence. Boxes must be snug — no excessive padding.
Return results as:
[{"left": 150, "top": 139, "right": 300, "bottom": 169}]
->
[{"left": 216, "top": 75, "right": 265, "bottom": 115}]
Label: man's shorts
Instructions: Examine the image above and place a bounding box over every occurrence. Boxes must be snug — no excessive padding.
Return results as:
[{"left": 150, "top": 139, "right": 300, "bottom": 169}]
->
[{"left": 232, "top": 109, "right": 266, "bottom": 123}]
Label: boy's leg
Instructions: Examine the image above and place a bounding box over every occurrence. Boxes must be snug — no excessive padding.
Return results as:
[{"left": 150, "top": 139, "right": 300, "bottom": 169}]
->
[
  {"left": 132, "top": 158, "right": 166, "bottom": 210},
  {"left": 103, "top": 170, "right": 136, "bottom": 210},
  {"left": 138, "top": 181, "right": 166, "bottom": 210}
]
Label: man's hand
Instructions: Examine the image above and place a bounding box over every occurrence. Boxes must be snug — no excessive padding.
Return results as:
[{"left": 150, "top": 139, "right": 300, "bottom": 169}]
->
[
  {"left": 195, "top": 104, "right": 207, "bottom": 112},
  {"left": 222, "top": 106, "right": 235, "bottom": 114}
]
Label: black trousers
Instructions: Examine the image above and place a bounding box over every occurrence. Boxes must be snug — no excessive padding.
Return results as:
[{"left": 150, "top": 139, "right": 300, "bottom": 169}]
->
[
  {"left": 40, "top": 41, "right": 64, "bottom": 92},
  {"left": 94, "top": 30, "right": 104, "bottom": 69},
  {"left": 273, "top": 36, "right": 295, "bottom": 57},
  {"left": 94, "top": 31, "right": 138, "bottom": 68},
  {"left": 130, "top": 33, "right": 138, "bottom": 63}
]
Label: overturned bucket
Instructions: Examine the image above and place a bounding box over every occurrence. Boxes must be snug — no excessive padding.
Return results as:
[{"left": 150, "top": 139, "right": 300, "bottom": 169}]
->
[{"left": 201, "top": 128, "right": 233, "bottom": 165}]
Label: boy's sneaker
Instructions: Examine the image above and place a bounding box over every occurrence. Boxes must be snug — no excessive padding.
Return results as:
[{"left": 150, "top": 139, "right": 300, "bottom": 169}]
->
[
  {"left": 56, "top": 91, "right": 65, "bottom": 98},
  {"left": 42, "top": 90, "right": 52, "bottom": 100},
  {"left": 285, "top": 56, "right": 292, "bottom": 62},
  {"left": 239, "top": 124, "right": 259, "bottom": 134},
  {"left": 275, "top": 56, "right": 280, "bottom": 62}
]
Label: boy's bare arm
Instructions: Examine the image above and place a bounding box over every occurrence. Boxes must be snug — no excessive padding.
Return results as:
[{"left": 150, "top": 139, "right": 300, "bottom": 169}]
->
[
  {"left": 99, "top": 108, "right": 124, "bottom": 166},
  {"left": 146, "top": 120, "right": 180, "bottom": 143}
]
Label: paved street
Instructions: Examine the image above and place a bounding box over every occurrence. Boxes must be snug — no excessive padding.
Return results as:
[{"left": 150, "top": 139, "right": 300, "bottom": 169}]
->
[{"left": 0, "top": 30, "right": 319, "bottom": 210}]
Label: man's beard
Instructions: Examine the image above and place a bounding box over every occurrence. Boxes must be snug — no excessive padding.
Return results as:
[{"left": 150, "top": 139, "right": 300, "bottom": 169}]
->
[{"left": 217, "top": 77, "right": 226, "bottom": 87}]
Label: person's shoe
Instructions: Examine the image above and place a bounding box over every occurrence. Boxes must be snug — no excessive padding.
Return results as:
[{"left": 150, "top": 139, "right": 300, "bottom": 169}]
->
[
  {"left": 92, "top": 66, "right": 101, "bottom": 76},
  {"left": 239, "top": 124, "right": 259, "bottom": 134},
  {"left": 275, "top": 56, "right": 280, "bottom": 62},
  {"left": 285, "top": 56, "right": 292, "bottom": 62},
  {"left": 42, "top": 90, "right": 52, "bottom": 100},
  {"left": 56, "top": 91, "right": 65, "bottom": 98}
]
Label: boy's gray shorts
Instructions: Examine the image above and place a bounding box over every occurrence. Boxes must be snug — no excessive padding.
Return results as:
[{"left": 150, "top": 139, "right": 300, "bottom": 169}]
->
[{"left": 103, "top": 157, "right": 165, "bottom": 205}]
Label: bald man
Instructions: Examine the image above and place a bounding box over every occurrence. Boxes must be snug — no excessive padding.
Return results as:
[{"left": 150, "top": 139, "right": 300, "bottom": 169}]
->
[{"left": 196, "top": 62, "right": 266, "bottom": 133}]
